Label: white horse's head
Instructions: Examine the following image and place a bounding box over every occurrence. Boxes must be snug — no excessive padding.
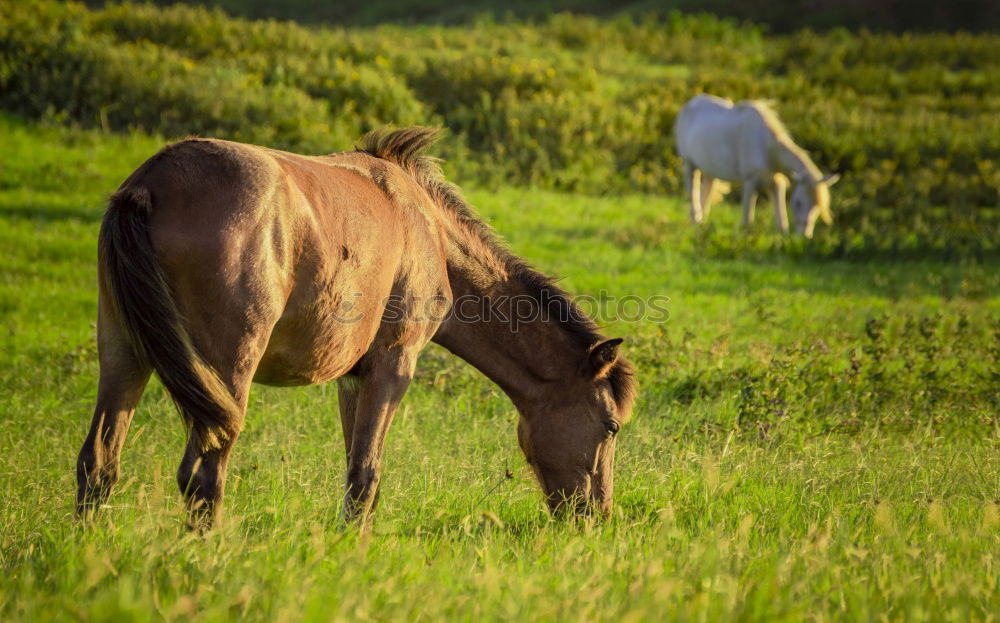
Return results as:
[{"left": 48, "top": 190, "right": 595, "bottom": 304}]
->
[{"left": 790, "top": 173, "right": 840, "bottom": 238}]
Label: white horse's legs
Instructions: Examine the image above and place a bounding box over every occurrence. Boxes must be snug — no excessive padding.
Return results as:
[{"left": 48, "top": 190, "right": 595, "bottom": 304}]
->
[
  {"left": 741, "top": 181, "right": 758, "bottom": 227},
  {"left": 699, "top": 175, "right": 717, "bottom": 220},
  {"left": 768, "top": 175, "right": 790, "bottom": 234},
  {"left": 684, "top": 162, "right": 703, "bottom": 225}
]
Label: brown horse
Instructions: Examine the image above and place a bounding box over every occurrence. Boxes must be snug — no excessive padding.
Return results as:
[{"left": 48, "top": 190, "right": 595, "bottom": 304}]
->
[{"left": 76, "top": 127, "right": 636, "bottom": 526}]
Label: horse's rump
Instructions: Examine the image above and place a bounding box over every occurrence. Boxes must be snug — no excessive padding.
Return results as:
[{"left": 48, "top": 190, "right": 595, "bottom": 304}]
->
[{"left": 99, "top": 186, "right": 242, "bottom": 451}]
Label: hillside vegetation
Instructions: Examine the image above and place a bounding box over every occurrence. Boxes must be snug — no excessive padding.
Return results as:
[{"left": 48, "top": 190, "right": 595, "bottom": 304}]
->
[
  {"left": 3, "top": 1, "right": 999, "bottom": 254},
  {"left": 124, "top": 0, "right": 1000, "bottom": 33}
]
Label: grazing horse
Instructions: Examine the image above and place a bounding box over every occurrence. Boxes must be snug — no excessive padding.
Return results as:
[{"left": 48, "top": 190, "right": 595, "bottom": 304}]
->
[
  {"left": 76, "top": 127, "right": 636, "bottom": 527},
  {"left": 674, "top": 94, "right": 840, "bottom": 238}
]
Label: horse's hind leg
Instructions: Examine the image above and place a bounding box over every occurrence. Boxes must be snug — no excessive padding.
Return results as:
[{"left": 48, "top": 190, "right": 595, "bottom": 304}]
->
[
  {"left": 175, "top": 344, "right": 260, "bottom": 529},
  {"left": 683, "top": 162, "right": 703, "bottom": 225},
  {"left": 177, "top": 431, "right": 242, "bottom": 529},
  {"left": 176, "top": 385, "right": 250, "bottom": 528},
  {"left": 77, "top": 298, "right": 152, "bottom": 517},
  {"left": 173, "top": 299, "right": 275, "bottom": 528}
]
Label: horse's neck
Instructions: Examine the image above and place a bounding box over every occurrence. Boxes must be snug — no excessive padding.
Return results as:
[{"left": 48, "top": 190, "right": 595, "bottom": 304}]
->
[
  {"left": 773, "top": 140, "right": 820, "bottom": 181},
  {"left": 431, "top": 261, "right": 582, "bottom": 408}
]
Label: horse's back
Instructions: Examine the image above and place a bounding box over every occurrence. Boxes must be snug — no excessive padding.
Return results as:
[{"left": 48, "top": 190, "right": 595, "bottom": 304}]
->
[
  {"left": 114, "top": 139, "right": 448, "bottom": 387},
  {"left": 674, "top": 95, "right": 734, "bottom": 149},
  {"left": 675, "top": 95, "right": 771, "bottom": 181},
  {"left": 675, "top": 95, "right": 743, "bottom": 180}
]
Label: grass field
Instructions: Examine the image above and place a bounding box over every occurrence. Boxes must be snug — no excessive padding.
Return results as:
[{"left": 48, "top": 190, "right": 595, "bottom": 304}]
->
[{"left": 0, "top": 114, "right": 998, "bottom": 621}]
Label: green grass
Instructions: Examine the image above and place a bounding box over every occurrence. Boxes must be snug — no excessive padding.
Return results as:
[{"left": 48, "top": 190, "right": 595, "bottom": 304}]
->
[{"left": 0, "top": 114, "right": 998, "bottom": 621}]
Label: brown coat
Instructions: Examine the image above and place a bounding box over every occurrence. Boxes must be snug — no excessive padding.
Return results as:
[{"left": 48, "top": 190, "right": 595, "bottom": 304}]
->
[{"left": 77, "top": 128, "right": 635, "bottom": 527}]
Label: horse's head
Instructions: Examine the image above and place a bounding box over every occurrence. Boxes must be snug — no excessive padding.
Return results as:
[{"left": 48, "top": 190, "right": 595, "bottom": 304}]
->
[
  {"left": 516, "top": 338, "right": 635, "bottom": 517},
  {"left": 791, "top": 173, "right": 840, "bottom": 238}
]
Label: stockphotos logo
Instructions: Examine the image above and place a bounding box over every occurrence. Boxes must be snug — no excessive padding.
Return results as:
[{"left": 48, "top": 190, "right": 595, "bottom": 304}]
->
[{"left": 331, "top": 289, "right": 670, "bottom": 330}]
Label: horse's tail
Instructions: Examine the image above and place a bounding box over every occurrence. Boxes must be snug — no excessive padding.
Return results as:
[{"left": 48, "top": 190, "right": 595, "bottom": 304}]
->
[{"left": 99, "top": 186, "right": 241, "bottom": 451}]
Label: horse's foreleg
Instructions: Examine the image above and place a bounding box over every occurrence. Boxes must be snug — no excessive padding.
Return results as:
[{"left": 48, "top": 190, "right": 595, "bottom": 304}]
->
[
  {"left": 337, "top": 375, "right": 361, "bottom": 464},
  {"left": 700, "top": 176, "right": 717, "bottom": 220},
  {"left": 741, "top": 182, "right": 759, "bottom": 227},
  {"left": 337, "top": 375, "right": 385, "bottom": 516},
  {"left": 770, "top": 176, "right": 790, "bottom": 234},
  {"left": 77, "top": 301, "right": 152, "bottom": 518},
  {"left": 684, "top": 162, "right": 703, "bottom": 225},
  {"left": 342, "top": 351, "right": 415, "bottom": 526}
]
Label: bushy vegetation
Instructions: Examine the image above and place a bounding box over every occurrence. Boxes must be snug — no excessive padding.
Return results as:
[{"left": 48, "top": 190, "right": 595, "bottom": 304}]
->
[
  {"left": 1, "top": 114, "right": 998, "bottom": 622},
  {"left": 3, "top": 1, "right": 998, "bottom": 254},
  {"left": 131, "top": 0, "right": 1000, "bottom": 33}
]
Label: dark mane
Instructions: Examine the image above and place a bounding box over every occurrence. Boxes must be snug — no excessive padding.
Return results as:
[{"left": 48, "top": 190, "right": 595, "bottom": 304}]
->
[{"left": 358, "top": 127, "right": 636, "bottom": 413}]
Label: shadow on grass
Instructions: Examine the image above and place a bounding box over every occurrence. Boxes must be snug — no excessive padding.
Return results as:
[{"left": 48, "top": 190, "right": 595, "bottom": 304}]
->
[
  {"left": 0, "top": 202, "right": 104, "bottom": 224},
  {"left": 521, "top": 218, "right": 998, "bottom": 299}
]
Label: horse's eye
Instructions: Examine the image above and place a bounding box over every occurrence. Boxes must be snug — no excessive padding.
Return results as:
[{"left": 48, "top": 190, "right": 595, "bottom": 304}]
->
[{"left": 604, "top": 420, "right": 620, "bottom": 437}]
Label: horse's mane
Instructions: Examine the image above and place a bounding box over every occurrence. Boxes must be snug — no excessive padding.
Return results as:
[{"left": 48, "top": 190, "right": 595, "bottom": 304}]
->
[
  {"left": 740, "top": 99, "right": 792, "bottom": 142},
  {"left": 740, "top": 100, "right": 822, "bottom": 179},
  {"left": 358, "top": 127, "right": 636, "bottom": 414}
]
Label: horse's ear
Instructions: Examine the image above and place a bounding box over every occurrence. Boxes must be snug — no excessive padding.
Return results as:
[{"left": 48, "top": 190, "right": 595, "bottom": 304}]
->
[
  {"left": 822, "top": 173, "right": 840, "bottom": 186},
  {"left": 586, "top": 338, "right": 624, "bottom": 377}
]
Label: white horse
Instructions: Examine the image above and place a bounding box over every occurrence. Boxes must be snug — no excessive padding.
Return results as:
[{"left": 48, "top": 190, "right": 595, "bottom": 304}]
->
[{"left": 674, "top": 94, "right": 839, "bottom": 238}]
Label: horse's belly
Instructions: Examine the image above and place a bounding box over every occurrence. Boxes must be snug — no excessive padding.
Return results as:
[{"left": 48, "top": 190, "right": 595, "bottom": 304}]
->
[
  {"left": 682, "top": 130, "right": 742, "bottom": 180},
  {"left": 691, "top": 151, "right": 741, "bottom": 181},
  {"left": 254, "top": 321, "right": 373, "bottom": 386},
  {"left": 253, "top": 284, "right": 388, "bottom": 386}
]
